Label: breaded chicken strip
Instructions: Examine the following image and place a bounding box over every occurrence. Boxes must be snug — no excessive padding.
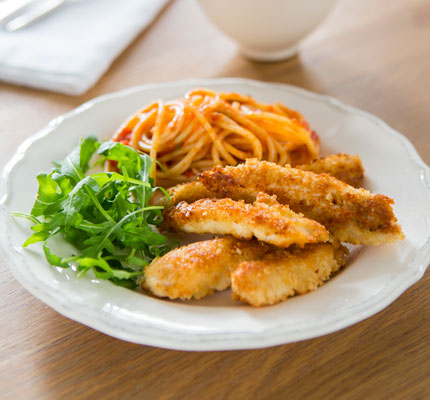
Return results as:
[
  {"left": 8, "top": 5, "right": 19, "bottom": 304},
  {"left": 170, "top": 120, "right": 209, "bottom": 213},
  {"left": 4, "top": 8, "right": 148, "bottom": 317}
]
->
[
  {"left": 297, "top": 153, "right": 364, "bottom": 188},
  {"left": 142, "top": 236, "right": 271, "bottom": 300},
  {"left": 144, "top": 237, "right": 347, "bottom": 304},
  {"left": 164, "top": 193, "right": 329, "bottom": 248},
  {"left": 157, "top": 154, "right": 364, "bottom": 207},
  {"left": 232, "top": 240, "right": 348, "bottom": 307},
  {"left": 199, "top": 159, "right": 404, "bottom": 245},
  {"left": 164, "top": 181, "right": 212, "bottom": 207}
]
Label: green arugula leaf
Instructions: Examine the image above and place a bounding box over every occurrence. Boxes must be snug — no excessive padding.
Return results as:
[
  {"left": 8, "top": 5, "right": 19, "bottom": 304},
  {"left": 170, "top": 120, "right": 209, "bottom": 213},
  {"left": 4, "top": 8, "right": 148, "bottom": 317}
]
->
[
  {"left": 98, "top": 141, "right": 147, "bottom": 179},
  {"left": 14, "top": 137, "right": 175, "bottom": 289},
  {"left": 54, "top": 136, "right": 99, "bottom": 183},
  {"left": 43, "top": 241, "right": 70, "bottom": 268},
  {"left": 23, "top": 231, "right": 51, "bottom": 247},
  {"left": 125, "top": 256, "right": 149, "bottom": 268},
  {"left": 61, "top": 177, "right": 99, "bottom": 229},
  {"left": 31, "top": 173, "right": 62, "bottom": 217}
]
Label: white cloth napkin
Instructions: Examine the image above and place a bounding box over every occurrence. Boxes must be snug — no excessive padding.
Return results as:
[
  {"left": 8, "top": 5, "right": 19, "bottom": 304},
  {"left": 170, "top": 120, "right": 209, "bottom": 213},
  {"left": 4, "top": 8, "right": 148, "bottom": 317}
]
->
[{"left": 0, "top": 0, "right": 168, "bottom": 95}]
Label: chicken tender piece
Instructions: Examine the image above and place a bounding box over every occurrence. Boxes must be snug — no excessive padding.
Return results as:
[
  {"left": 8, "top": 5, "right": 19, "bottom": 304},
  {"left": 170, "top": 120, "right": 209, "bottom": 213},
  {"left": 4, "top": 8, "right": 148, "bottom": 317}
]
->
[
  {"left": 297, "top": 153, "right": 364, "bottom": 188},
  {"left": 199, "top": 159, "right": 404, "bottom": 245},
  {"left": 157, "top": 154, "right": 364, "bottom": 207},
  {"left": 232, "top": 241, "right": 348, "bottom": 307},
  {"left": 150, "top": 181, "right": 212, "bottom": 208},
  {"left": 166, "top": 181, "right": 212, "bottom": 207},
  {"left": 164, "top": 193, "right": 329, "bottom": 248},
  {"left": 142, "top": 237, "right": 271, "bottom": 300}
]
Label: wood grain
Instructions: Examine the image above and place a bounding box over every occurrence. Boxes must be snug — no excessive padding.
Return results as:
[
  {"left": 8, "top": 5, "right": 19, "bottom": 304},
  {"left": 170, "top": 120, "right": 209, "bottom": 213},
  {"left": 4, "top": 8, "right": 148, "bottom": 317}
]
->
[{"left": 0, "top": 0, "right": 429, "bottom": 399}]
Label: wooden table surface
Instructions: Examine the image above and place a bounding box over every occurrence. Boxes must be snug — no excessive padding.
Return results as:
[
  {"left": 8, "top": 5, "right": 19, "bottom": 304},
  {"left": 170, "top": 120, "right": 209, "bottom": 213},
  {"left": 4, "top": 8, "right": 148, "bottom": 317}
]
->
[{"left": 1, "top": 0, "right": 429, "bottom": 399}]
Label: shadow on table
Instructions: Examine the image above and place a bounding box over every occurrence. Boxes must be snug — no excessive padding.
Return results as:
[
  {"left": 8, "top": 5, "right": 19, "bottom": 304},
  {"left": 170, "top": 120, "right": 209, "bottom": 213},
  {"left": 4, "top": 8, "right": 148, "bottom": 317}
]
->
[{"left": 214, "top": 52, "right": 329, "bottom": 95}]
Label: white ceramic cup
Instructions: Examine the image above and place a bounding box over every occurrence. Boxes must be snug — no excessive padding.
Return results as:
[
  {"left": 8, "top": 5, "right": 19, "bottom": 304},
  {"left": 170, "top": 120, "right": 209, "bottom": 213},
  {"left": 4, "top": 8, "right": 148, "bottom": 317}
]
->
[{"left": 197, "top": 0, "right": 338, "bottom": 62}]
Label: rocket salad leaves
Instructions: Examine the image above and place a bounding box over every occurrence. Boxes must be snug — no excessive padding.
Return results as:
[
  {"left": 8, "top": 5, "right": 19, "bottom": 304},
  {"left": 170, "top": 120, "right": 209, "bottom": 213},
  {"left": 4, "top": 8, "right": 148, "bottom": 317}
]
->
[{"left": 13, "top": 136, "right": 175, "bottom": 288}]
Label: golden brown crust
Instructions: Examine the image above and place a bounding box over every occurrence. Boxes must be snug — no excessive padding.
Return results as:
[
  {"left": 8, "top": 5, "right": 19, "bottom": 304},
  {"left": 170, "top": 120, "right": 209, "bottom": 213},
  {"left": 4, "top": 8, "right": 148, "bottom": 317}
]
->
[
  {"left": 231, "top": 241, "right": 348, "bottom": 307},
  {"left": 150, "top": 181, "right": 212, "bottom": 208},
  {"left": 142, "top": 237, "right": 271, "bottom": 300},
  {"left": 159, "top": 154, "right": 364, "bottom": 207},
  {"left": 198, "top": 159, "right": 404, "bottom": 245},
  {"left": 143, "top": 237, "right": 347, "bottom": 304},
  {"left": 163, "top": 193, "right": 329, "bottom": 248},
  {"left": 297, "top": 153, "right": 364, "bottom": 188},
  {"left": 168, "top": 181, "right": 213, "bottom": 206}
]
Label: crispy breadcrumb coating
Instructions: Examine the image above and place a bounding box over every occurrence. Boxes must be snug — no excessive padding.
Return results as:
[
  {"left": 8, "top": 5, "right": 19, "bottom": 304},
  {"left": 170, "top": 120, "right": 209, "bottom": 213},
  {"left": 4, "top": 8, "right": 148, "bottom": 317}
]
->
[
  {"left": 143, "top": 237, "right": 348, "bottom": 304},
  {"left": 165, "top": 181, "right": 212, "bottom": 207},
  {"left": 163, "top": 193, "right": 329, "bottom": 248},
  {"left": 297, "top": 153, "right": 364, "bottom": 188},
  {"left": 199, "top": 159, "right": 404, "bottom": 245},
  {"left": 158, "top": 153, "right": 364, "bottom": 207},
  {"left": 231, "top": 240, "right": 348, "bottom": 307},
  {"left": 142, "top": 236, "right": 270, "bottom": 300}
]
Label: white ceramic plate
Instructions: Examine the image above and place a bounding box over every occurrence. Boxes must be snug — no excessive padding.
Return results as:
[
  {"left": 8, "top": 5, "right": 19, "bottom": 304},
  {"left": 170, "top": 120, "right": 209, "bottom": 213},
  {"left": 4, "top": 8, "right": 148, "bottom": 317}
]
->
[{"left": 1, "top": 78, "right": 429, "bottom": 351}]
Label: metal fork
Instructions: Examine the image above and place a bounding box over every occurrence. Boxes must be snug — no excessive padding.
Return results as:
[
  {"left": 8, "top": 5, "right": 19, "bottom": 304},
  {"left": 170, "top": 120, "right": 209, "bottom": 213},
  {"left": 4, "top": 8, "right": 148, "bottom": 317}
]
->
[
  {"left": 0, "top": 0, "right": 37, "bottom": 22},
  {"left": 0, "top": 0, "right": 66, "bottom": 32}
]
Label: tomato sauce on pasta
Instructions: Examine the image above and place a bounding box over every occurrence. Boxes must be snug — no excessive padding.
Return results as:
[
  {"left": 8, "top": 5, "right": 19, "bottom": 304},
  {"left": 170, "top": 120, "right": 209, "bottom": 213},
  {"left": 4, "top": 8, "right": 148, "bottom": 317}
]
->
[{"left": 113, "top": 88, "right": 319, "bottom": 186}]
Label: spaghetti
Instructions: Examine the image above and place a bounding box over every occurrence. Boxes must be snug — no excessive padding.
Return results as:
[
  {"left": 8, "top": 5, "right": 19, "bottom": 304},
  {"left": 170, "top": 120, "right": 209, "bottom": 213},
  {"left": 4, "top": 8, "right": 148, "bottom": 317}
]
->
[{"left": 112, "top": 88, "right": 319, "bottom": 187}]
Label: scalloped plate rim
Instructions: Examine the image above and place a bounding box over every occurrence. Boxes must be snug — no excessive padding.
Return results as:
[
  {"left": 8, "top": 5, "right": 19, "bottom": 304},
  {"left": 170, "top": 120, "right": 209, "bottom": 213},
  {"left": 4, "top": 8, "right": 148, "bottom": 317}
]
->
[{"left": 1, "top": 78, "right": 429, "bottom": 351}]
